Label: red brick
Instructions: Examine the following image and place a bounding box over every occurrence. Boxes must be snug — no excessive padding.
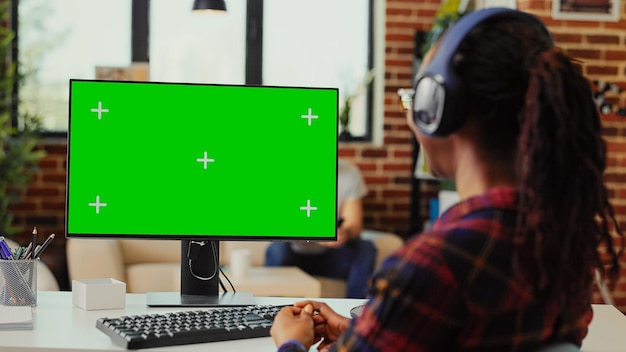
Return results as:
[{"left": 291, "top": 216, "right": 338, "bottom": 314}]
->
[
  {"left": 606, "top": 157, "right": 618, "bottom": 167},
  {"left": 41, "top": 201, "right": 66, "bottom": 211},
  {"left": 356, "top": 162, "right": 377, "bottom": 171},
  {"left": 586, "top": 35, "right": 620, "bottom": 45},
  {"left": 8, "top": 201, "right": 38, "bottom": 212},
  {"left": 386, "top": 22, "right": 419, "bottom": 29},
  {"left": 606, "top": 141, "right": 626, "bottom": 152},
  {"left": 565, "top": 49, "right": 601, "bottom": 60},
  {"left": 363, "top": 202, "right": 388, "bottom": 211},
  {"left": 563, "top": 20, "right": 602, "bottom": 29},
  {"left": 361, "top": 149, "right": 388, "bottom": 158},
  {"left": 396, "top": 47, "right": 414, "bottom": 55},
  {"left": 386, "top": 8, "right": 412, "bottom": 16},
  {"left": 39, "top": 159, "right": 59, "bottom": 169},
  {"left": 605, "top": 173, "right": 626, "bottom": 183},
  {"left": 42, "top": 144, "right": 67, "bottom": 154},
  {"left": 385, "top": 59, "right": 413, "bottom": 67},
  {"left": 26, "top": 187, "right": 61, "bottom": 197},
  {"left": 382, "top": 189, "right": 411, "bottom": 197},
  {"left": 586, "top": 65, "right": 619, "bottom": 75},
  {"left": 611, "top": 204, "right": 626, "bottom": 215},
  {"left": 338, "top": 148, "right": 356, "bottom": 157},
  {"left": 385, "top": 34, "right": 414, "bottom": 42},
  {"left": 384, "top": 136, "right": 411, "bottom": 145},
  {"left": 394, "top": 149, "right": 413, "bottom": 158},
  {"left": 382, "top": 163, "right": 412, "bottom": 172},
  {"left": 551, "top": 33, "right": 583, "bottom": 44},
  {"left": 364, "top": 176, "right": 390, "bottom": 184},
  {"left": 42, "top": 174, "right": 66, "bottom": 184},
  {"left": 394, "top": 176, "right": 413, "bottom": 184},
  {"left": 380, "top": 215, "right": 410, "bottom": 224},
  {"left": 416, "top": 9, "right": 437, "bottom": 17},
  {"left": 525, "top": 0, "right": 549, "bottom": 10},
  {"left": 392, "top": 201, "right": 411, "bottom": 211},
  {"left": 602, "top": 127, "right": 619, "bottom": 136},
  {"left": 605, "top": 50, "right": 626, "bottom": 61}
]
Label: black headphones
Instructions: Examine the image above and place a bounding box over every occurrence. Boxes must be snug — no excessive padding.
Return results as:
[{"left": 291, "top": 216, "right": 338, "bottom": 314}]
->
[{"left": 412, "top": 8, "right": 552, "bottom": 136}]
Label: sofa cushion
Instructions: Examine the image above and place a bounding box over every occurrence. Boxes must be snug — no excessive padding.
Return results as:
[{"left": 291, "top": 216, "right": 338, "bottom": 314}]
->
[{"left": 126, "top": 263, "right": 180, "bottom": 293}]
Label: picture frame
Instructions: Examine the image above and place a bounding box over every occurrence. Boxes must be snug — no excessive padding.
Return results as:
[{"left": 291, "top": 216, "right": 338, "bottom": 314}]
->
[
  {"left": 474, "top": 0, "right": 517, "bottom": 9},
  {"left": 552, "top": 0, "right": 620, "bottom": 22}
]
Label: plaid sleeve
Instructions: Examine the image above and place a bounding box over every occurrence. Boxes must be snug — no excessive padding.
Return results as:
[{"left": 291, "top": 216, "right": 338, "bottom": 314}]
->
[{"left": 331, "top": 234, "right": 465, "bottom": 351}]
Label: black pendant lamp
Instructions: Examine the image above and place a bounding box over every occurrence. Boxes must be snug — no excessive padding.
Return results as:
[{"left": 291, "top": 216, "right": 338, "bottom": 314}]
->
[{"left": 192, "top": 0, "right": 227, "bottom": 12}]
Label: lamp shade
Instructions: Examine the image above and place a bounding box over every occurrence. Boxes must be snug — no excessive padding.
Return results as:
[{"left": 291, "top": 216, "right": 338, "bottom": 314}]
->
[{"left": 192, "top": 0, "right": 227, "bottom": 12}]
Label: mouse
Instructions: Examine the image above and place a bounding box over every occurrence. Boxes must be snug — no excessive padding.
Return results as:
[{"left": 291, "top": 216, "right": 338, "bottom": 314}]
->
[{"left": 349, "top": 304, "right": 366, "bottom": 318}]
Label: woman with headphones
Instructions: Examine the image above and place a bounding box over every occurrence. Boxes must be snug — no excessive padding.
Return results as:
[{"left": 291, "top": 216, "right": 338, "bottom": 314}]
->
[{"left": 270, "top": 8, "right": 623, "bottom": 351}]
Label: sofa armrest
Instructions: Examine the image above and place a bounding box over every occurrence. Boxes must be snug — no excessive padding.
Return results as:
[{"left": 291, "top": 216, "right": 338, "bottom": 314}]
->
[{"left": 67, "top": 239, "right": 126, "bottom": 283}]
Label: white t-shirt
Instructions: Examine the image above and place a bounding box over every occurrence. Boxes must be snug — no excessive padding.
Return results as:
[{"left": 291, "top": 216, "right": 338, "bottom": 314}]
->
[
  {"left": 337, "top": 158, "right": 369, "bottom": 207},
  {"left": 291, "top": 159, "right": 368, "bottom": 254}
]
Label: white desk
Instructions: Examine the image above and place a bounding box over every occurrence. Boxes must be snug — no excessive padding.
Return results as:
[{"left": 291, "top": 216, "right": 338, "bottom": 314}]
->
[{"left": 0, "top": 291, "right": 624, "bottom": 351}]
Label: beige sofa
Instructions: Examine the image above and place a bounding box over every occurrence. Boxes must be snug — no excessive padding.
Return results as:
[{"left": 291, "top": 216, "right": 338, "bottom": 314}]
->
[{"left": 67, "top": 230, "right": 404, "bottom": 298}]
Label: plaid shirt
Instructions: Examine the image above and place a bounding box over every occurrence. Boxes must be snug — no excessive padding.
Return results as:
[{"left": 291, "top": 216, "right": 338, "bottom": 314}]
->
[{"left": 329, "top": 187, "right": 592, "bottom": 352}]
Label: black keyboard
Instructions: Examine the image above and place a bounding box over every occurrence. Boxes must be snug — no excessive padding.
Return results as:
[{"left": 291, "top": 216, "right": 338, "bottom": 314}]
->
[{"left": 96, "top": 305, "right": 283, "bottom": 349}]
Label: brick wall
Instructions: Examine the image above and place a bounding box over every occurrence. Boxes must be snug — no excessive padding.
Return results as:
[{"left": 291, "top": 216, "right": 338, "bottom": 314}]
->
[{"left": 8, "top": 0, "right": 626, "bottom": 311}]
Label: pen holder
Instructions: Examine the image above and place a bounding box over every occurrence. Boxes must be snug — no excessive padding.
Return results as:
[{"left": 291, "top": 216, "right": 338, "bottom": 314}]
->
[{"left": 0, "top": 260, "right": 37, "bottom": 306}]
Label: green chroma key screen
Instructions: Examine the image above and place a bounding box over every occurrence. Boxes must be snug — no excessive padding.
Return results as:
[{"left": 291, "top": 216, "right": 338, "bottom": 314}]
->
[{"left": 67, "top": 79, "right": 338, "bottom": 240}]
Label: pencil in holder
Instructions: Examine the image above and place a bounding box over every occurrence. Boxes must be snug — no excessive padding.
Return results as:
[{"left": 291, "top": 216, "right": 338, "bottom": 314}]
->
[{"left": 0, "top": 259, "right": 37, "bottom": 306}]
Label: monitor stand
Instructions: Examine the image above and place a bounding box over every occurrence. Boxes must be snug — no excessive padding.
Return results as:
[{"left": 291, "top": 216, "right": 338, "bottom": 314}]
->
[{"left": 146, "top": 239, "right": 256, "bottom": 307}]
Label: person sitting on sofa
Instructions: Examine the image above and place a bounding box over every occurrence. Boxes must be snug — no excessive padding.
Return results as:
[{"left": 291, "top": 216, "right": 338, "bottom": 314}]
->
[{"left": 265, "top": 158, "right": 376, "bottom": 298}]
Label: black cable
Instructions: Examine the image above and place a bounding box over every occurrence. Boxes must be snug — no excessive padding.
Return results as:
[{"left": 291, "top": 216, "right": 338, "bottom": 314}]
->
[
  {"left": 187, "top": 241, "right": 218, "bottom": 281},
  {"left": 219, "top": 266, "right": 237, "bottom": 293},
  {"left": 218, "top": 276, "right": 227, "bottom": 293}
]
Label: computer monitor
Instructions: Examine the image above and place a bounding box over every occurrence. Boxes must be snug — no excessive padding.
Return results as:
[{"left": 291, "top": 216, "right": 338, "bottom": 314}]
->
[{"left": 66, "top": 79, "right": 338, "bottom": 307}]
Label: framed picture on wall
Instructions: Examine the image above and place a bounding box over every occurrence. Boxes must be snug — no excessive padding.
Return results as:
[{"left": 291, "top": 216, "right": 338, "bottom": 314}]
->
[
  {"left": 474, "top": 0, "right": 517, "bottom": 9},
  {"left": 552, "top": 0, "right": 620, "bottom": 21}
]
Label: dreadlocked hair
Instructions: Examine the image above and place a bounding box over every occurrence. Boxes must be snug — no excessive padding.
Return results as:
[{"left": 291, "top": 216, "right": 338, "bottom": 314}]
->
[{"left": 456, "top": 15, "right": 623, "bottom": 302}]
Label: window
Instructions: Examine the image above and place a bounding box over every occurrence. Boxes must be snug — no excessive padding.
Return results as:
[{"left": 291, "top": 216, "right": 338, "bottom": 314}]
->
[
  {"left": 16, "top": 0, "right": 380, "bottom": 141},
  {"left": 18, "top": 0, "right": 131, "bottom": 132},
  {"left": 263, "top": 0, "right": 373, "bottom": 140},
  {"left": 150, "top": 0, "right": 246, "bottom": 85}
]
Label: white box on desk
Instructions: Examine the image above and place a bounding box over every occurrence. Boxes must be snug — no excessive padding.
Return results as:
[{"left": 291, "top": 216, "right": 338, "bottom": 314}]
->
[{"left": 72, "top": 278, "right": 126, "bottom": 310}]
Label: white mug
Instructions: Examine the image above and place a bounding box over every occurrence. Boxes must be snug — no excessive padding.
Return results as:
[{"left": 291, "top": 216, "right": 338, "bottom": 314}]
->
[{"left": 229, "top": 249, "right": 251, "bottom": 279}]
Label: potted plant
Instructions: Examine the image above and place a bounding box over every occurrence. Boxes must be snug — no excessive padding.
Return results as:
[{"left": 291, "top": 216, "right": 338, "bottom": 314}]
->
[
  {"left": 338, "top": 94, "right": 354, "bottom": 141},
  {"left": 0, "top": 1, "right": 45, "bottom": 237}
]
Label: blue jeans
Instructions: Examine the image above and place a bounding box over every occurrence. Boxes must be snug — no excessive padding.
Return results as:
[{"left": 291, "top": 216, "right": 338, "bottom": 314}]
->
[{"left": 265, "top": 239, "right": 377, "bottom": 298}]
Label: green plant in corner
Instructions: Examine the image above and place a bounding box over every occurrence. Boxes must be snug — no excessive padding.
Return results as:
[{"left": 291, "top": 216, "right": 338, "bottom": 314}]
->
[
  {"left": 338, "top": 94, "right": 353, "bottom": 141},
  {"left": 422, "top": 0, "right": 470, "bottom": 57},
  {"left": 0, "top": 1, "right": 46, "bottom": 237}
]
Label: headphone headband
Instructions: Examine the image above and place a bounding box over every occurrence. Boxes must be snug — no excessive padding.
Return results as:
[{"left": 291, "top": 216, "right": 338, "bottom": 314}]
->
[{"left": 412, "top": 8, "right": 551, "bottom": 136}]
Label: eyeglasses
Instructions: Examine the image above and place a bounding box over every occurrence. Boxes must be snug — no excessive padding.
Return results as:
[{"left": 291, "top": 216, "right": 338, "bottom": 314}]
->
[{"left": 397, "top": 88, "right": 414, "bottom": 113}]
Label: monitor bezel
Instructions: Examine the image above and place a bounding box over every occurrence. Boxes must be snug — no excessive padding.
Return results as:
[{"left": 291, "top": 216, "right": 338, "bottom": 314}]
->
[{"left": 65, "top": 79, "right": 340, "bottom": 243}]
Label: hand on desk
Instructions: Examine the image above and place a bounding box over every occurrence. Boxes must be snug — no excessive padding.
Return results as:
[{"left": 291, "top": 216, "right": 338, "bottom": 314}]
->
[{"left": 271, "top": 301, "right": 351, "bottom": 352}]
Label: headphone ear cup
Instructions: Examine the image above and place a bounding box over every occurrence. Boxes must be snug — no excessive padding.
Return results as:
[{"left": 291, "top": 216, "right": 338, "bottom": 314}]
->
[{"left": 412, "top": 76, "right": 446, "bottom": 136}]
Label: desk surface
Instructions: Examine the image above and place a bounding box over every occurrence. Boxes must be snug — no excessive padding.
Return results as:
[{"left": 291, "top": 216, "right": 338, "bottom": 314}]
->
[{"left": 0, "top": 291, "right": 624, "bottom": 351}]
